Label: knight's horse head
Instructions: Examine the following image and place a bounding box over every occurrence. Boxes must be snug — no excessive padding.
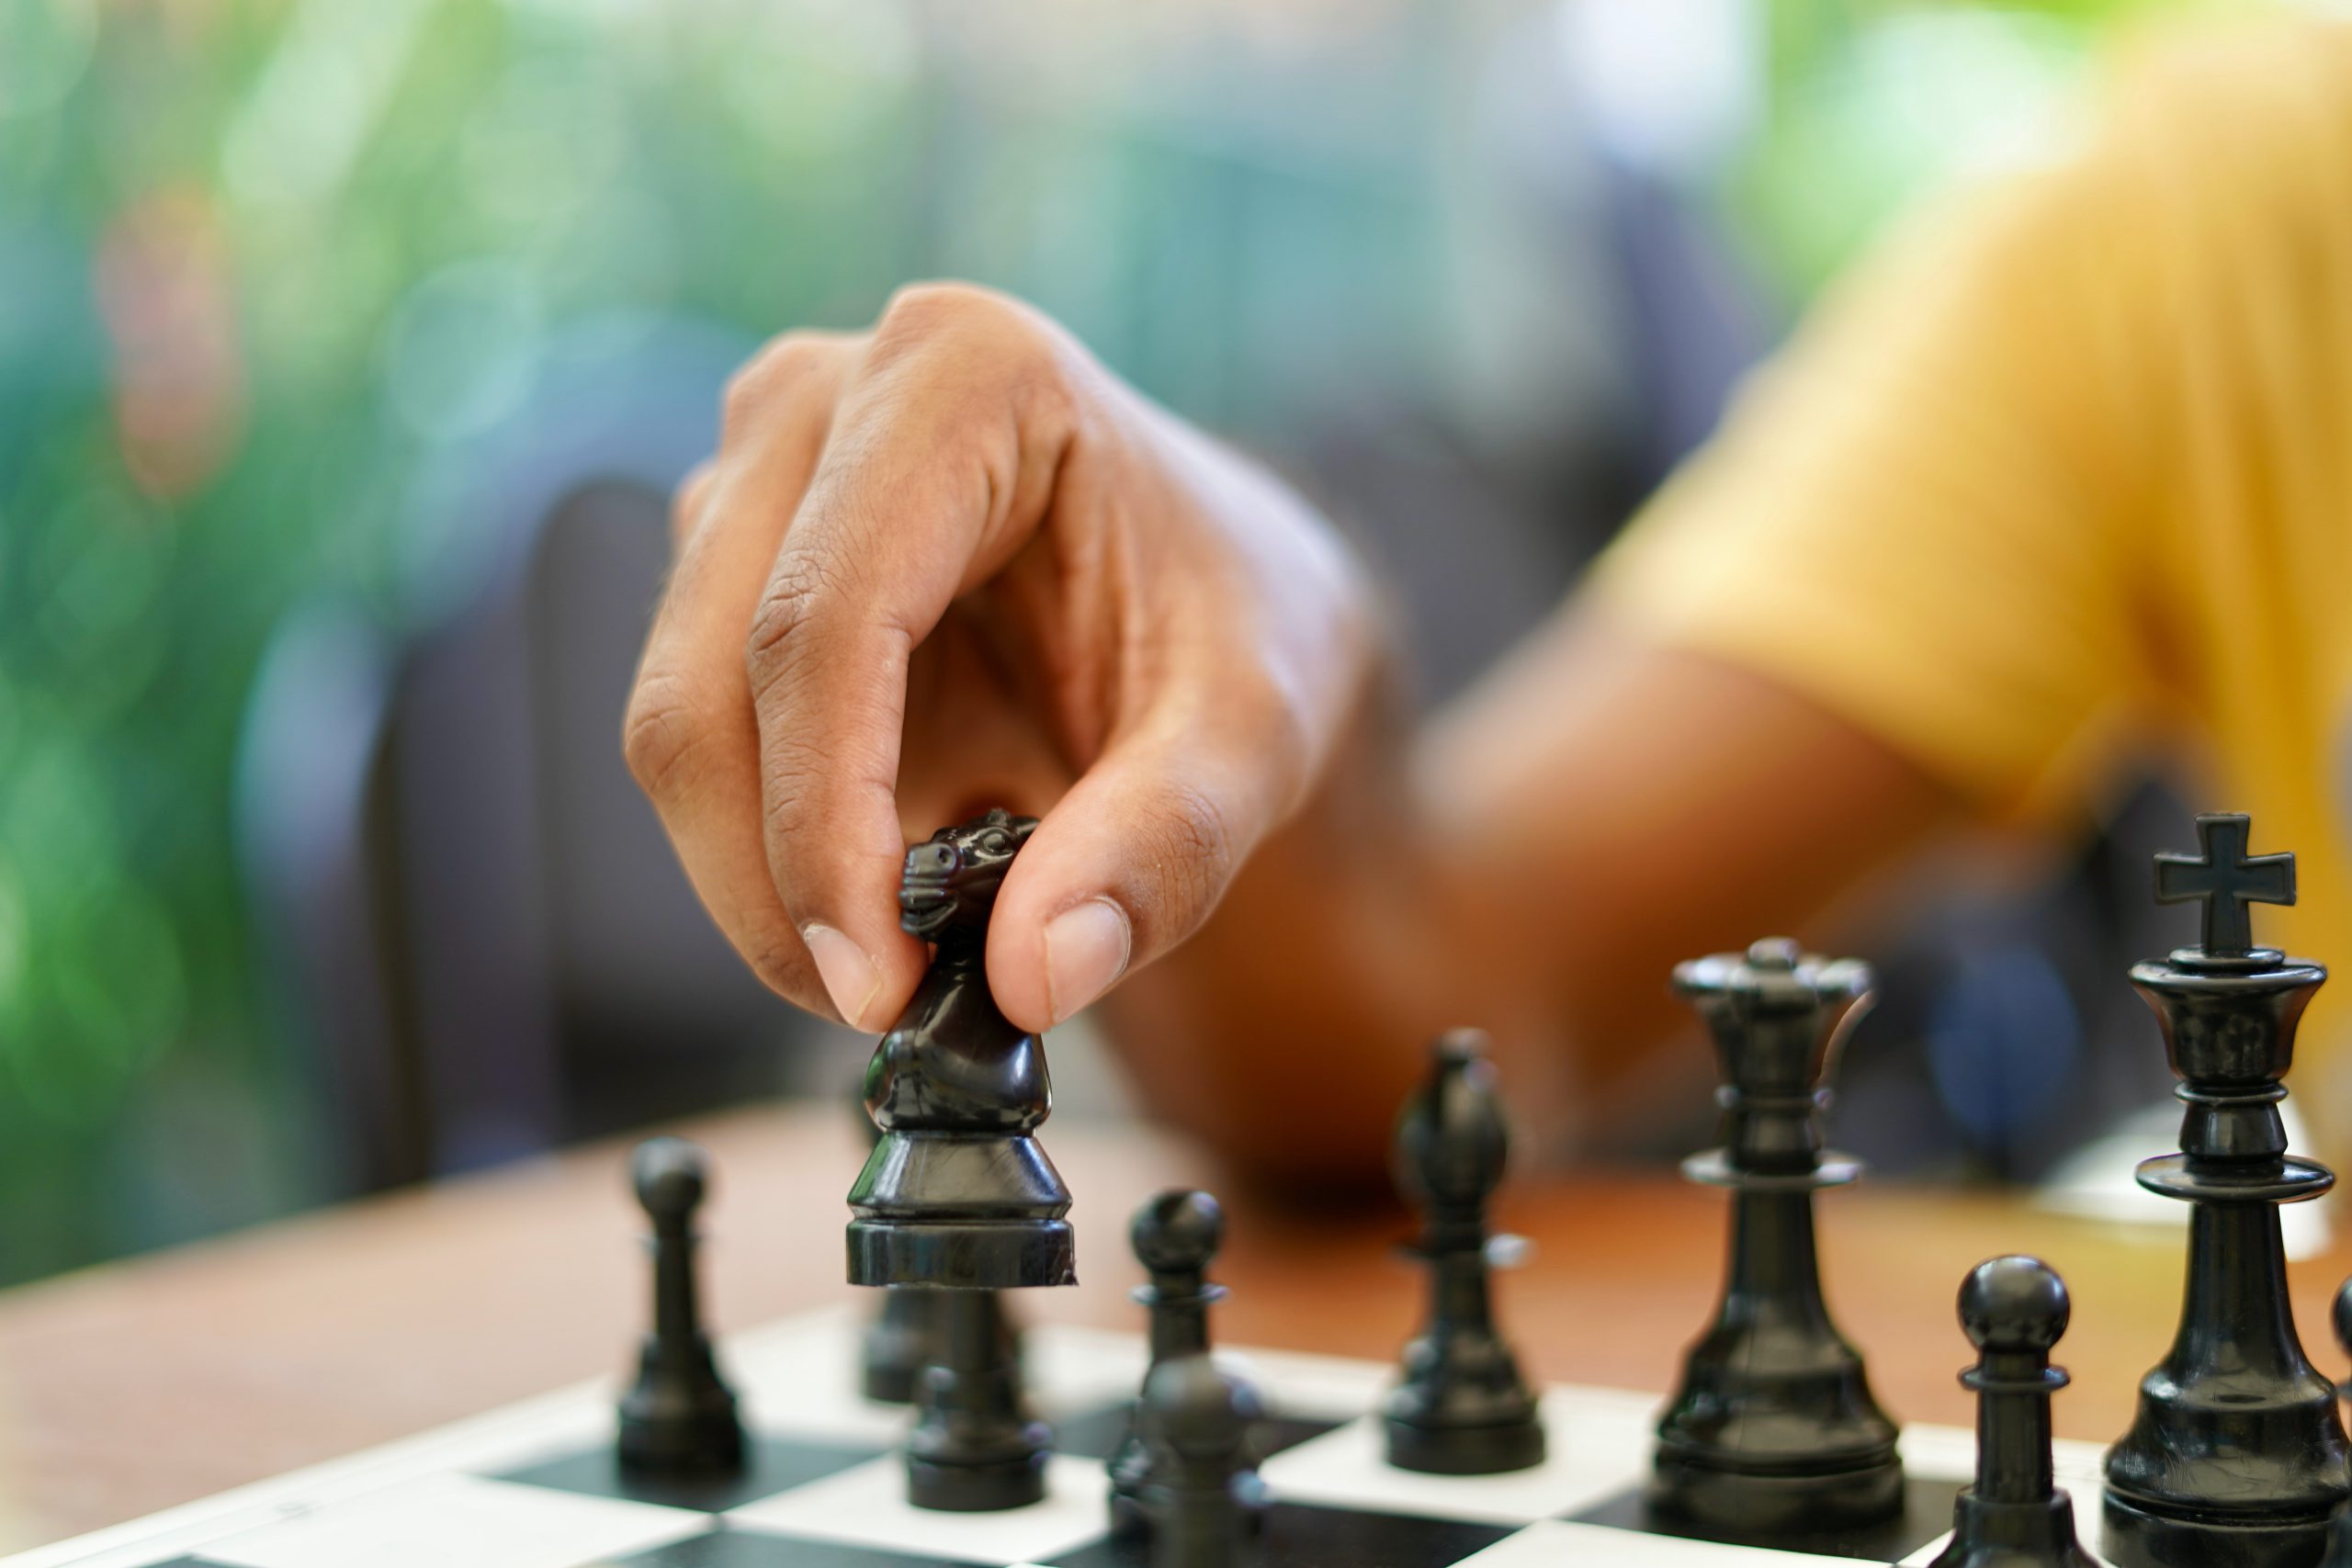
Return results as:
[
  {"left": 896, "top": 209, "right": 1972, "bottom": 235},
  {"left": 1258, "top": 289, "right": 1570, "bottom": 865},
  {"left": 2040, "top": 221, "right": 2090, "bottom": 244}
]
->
[{"left": 898, "top": 808, "right": 1039, "bottom": 941}]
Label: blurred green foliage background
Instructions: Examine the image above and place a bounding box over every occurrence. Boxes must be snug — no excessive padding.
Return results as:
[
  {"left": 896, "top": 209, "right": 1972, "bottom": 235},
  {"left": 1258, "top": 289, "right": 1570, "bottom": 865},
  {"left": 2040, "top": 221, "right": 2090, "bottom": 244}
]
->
[{"left": 0, "top": 0, "right": 2230, "bottom": 1283}]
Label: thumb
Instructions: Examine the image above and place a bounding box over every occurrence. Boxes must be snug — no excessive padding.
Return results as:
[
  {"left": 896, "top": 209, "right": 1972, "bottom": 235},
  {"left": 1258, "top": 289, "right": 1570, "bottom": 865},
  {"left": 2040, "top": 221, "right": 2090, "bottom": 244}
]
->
[{"left": 986, "top": 712, "right": 1298, "bottom": 1034}]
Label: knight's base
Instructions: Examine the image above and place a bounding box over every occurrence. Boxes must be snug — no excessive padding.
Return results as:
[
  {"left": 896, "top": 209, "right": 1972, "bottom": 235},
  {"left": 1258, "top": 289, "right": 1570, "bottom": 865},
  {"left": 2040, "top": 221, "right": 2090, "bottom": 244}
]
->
[
  {"left": 1385, "top": 1413, "right": 1548, "bottom": 1475},
  {"left": 2102, "top": 1488, "right": 2335, "bottom": 1568},
  {"left": 1929, "top": 1491, "right": 2091, "bottom": 1568},
  {"left": 848, "top": 1217, "right": 1076, "bottom": 1289},
  {"left": 1651, "top": 1449, "right": 1905, "bottom": 1537}
]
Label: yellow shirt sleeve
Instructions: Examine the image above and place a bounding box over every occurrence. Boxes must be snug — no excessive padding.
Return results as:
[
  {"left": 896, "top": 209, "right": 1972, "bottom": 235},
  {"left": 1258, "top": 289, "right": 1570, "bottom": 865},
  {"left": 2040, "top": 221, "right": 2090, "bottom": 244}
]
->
[{"left": 1588, "top": 19, "right": 2352, "bottom": 823}]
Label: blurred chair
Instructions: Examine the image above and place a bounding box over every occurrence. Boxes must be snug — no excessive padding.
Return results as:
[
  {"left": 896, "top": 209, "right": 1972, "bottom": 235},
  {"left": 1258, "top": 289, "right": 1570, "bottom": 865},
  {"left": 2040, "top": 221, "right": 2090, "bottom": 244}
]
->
[{"left": 236, "top": 316, "right": 862, "bottom": 1192}]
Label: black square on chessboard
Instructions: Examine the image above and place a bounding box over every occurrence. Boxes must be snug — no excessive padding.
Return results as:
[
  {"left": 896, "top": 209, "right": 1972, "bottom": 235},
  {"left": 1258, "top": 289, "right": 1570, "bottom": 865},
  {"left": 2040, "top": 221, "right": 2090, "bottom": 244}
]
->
[
  {"left": 1046, "top": 1501, "right": 1518, "bottom": 1568},
  {"left": 1571, "top": 1473, "right": 1967, "bottom": 1562},
  {"left": 616, "top": 1529, "right": 989, "bottom": 1568},
  {"left": 1052, "top": 1400, "right": 1343, "bottom": 1466},
  {"left": 496, "top": 1433, "right": 886, "bottom": 1513}
]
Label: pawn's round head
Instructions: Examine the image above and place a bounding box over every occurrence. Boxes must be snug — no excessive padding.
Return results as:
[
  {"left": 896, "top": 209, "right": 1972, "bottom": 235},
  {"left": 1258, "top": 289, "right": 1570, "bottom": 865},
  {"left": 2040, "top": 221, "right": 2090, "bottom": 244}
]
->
[
  {"left": 2333, "top": 1276, "right": 2352, "bottom": 1358},
  {"left": 1141, "top": 1354, "right": 1263, "bottom": 1460},
  {"left": 632, "top": 1136, "right": 708, "bottom": 1221},
  {"left": 1133, "top": 1189, "right": 1224, "bottom": 1272},
  {"left": 1959, "top": 1255, "right": 2069, "bottom": 1353}
]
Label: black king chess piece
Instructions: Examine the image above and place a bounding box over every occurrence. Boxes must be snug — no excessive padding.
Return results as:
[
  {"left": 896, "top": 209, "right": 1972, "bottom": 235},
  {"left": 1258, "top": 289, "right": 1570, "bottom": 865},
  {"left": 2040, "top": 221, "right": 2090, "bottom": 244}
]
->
[
  {"left": 1383, "top": 1030, "right": 1546, "bottom": 1474},
  {"left": 618, "top": 1137, "right": 745, "bottom": 1475},
  {"left": 1653, "top": 938, "right": 1902, "bottom": 1534},
  {"left": 848, "top": 808, "right": 1075, "bottom": 1290},
  {"left": 2102, "top": 814, "right": 2349, "bottom": 1568},
  {"left": 1928, "top": 1256, "right": 2092, "bottom": 1568},
  {"left": 1111, "top": 1190, "right": 1252, "bottom": 1534}
]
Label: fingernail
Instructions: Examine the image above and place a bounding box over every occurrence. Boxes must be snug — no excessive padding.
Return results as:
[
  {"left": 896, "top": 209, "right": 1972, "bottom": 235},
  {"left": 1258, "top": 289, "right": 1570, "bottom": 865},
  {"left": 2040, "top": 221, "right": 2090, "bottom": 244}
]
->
[
  {"left": 1043, "top": 897, "right": 1131, "bottom": 1024},
  {"left": 803, "top": 923, "right": 883, "bottom": 1031}
]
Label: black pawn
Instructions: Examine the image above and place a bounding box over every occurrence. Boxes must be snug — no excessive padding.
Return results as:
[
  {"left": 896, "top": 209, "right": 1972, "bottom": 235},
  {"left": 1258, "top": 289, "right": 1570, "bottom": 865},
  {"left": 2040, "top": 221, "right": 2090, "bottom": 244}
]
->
[
  {"left": 906, "top": 1288, "right": 1053, "bottom": 1510},
  {"left": 1140, "top": 1354, "right": 1261, "bottom": 1568},
  {"left": 2103, "top": 816, "right": 2347, "bottom": 1568},
  {"left": 2320, "top": 1280, "right": 2352, "bottom": 1568},
  {"left": 618, "top": 1137, "right": 744, "bottom": 1474},
  {"left": 1383, "top": 1031, "right": 1545, "bottom": 1474},
  {"left": 1652, "top": 939, "right": 1901, "bottom": 1533},
  {"left": 1112, "top": 1191, "right": 1252, "bottom": 1534},
  {"left": 1928, "top": 1257, "right": 2092, "bottom": 1568}
]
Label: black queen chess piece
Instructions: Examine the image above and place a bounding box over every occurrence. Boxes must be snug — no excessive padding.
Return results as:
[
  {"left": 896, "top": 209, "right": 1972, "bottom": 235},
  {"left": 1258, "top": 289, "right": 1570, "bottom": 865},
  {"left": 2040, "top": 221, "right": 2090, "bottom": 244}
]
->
[
  {"left": 2102, "top": 814, "right": 2349, "bottom": 1568},
  {"left": 1928, "top": 1256, "right": 2093, "bottom": 1568},
  {"left": 847, "top": 808, "right": 1076, "bottom": 1290},
  {"left": 1383, "top": 1031, "right": 1546, "bottom": 1474},
  {"left": 1652, "top": 938, "right": 1903, "bottom": 1535}
]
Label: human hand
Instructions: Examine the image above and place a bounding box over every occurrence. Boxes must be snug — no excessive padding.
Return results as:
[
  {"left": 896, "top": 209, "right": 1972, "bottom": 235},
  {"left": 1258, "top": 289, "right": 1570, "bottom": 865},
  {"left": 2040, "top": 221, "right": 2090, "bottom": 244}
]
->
[{"left": 624, "top": 283, "right": 1376, "bottom": 1036}]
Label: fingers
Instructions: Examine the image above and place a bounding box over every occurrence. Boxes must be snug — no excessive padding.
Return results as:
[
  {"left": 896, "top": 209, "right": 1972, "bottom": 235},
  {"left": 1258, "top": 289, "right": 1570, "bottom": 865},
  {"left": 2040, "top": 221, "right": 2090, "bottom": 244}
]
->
[
  {"left": 745, "top": 286, "right": 1080, "bottom": 1030},
  {"left": 625, "top": 332, "right": 857, "bottom": 1013},
  {"left": 984, "top": 682, "right": 1310, "bottom": 1034}
]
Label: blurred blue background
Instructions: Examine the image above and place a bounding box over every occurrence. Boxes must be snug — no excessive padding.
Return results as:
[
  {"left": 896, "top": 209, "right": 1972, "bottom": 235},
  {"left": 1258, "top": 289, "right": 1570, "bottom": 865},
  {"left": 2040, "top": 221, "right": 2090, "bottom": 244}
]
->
[{"left": 0, "top": 0, "right": 2222, "bottom": 1282}]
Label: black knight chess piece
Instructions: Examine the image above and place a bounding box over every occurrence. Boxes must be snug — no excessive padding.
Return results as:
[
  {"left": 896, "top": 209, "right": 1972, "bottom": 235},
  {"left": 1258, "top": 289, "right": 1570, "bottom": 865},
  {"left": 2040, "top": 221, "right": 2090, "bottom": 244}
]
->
[
  {"left": 1928, "top": 1257, "right": 2093, "bottom": 1568},
  {"left": 2102, "top": 815, "right": 2349, "bottom": 1568},
  {"left": 854, "top": 1098, "right": 947, "bottom": 1404},
  {"left": 1652, "top": 939, "right": 1902, "bottom": 1534},
  {"left": 1383, "top": 1031, "right": 1546, "bottom": 1475},
  {"left": 848, "top": 808, "right": 1076, "bottom": 1290},
  {"left": 618, "top": 1137, "right": 745, "bottom": 1475},
  {"left": 906, "top": 1284, "right": 1054, "bottom": 1510},
  {"left": 1140, "top": 1353, "right": 1263, "bottom": 1568}
]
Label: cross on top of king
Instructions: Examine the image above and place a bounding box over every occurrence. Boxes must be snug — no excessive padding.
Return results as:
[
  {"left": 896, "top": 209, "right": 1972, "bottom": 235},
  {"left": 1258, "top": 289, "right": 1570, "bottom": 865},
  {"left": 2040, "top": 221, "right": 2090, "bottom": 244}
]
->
[{"left": 2154, "top": 812, "right": 2296, "bottom": 961}]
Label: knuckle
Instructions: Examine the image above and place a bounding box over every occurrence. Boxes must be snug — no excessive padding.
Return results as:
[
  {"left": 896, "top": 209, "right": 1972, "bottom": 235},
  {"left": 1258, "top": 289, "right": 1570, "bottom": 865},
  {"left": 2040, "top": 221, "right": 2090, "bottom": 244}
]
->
[
  {"left": 720, "top": 332, "right": 836, "bottom": 441},
  {"left": 742, "top": 549, "right": 853, "bottom": 689},
  {"left": 1147, "top": 778, "right": 1240, "bottom": 926},
  {"left": 621, "top": 673, "right": 714, "bottom": 801}
]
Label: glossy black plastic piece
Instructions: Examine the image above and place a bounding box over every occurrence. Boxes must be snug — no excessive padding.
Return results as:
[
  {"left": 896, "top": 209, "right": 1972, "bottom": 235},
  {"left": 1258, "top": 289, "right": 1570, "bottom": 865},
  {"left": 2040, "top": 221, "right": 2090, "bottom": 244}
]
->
[
  {"left": 1928, "top": 1257, "right": 2092, "bottom": 1568},
  {"left": 2103, "top": 816, "right": 2347, "bottom": 1568},
  {"left": 2319, "top": 1280, "right": 2352, "bottom": 1568},
  {"left": 1111, "top": 1190, "right": 1253, "bottom": 1535},
  {"left": 847, "top": 809, "right": 1075, "bottom": 1290},
  {"left": 617, "top": 1137, "right": 745, "bottom": 1475},
  {"left": 1383, "top": 1030, "right": 1546, "bottom": 1475},
  {"left": 906, "top": 1285, "right": 1052, "bottom": 1511},
  {"left": 1653, "top": 938, "right": 1902, "bottom": 1534},
  {"left": 1139, "top": 1353, "right": 1263, "bottom": 1568}
]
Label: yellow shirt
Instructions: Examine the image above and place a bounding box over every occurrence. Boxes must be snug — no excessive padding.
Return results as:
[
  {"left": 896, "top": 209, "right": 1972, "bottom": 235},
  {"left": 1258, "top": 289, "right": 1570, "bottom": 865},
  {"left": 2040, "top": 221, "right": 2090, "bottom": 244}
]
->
[{"left": 1594, "top": 17, "right": 2352, "bottom": 1129}]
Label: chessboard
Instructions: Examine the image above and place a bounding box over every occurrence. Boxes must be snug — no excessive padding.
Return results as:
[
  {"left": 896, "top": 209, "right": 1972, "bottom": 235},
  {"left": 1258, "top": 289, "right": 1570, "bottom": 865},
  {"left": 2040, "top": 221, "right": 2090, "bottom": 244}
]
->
[{"left": 0, "top": 1303, "right": 2109, "bottom": 1568}]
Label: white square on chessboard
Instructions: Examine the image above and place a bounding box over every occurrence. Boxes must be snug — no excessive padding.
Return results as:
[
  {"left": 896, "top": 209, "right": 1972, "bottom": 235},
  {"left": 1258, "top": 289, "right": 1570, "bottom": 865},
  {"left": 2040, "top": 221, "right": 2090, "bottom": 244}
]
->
[
  {"left": 720, "top": 1309, "right": 918, "bottom": 1447},
  {"left": 1261, "top": 1391, "right": 1650, "bottom": 1526},
  {"left": 1458, "top": 1518, "right": 1865, "bottom": 1568},
  {"left": 196, "top": 1472, "right": 706, "bottom": 1568},
  {"left": 728, "top": 1452, "right": 1107, "bottom": 1562}
]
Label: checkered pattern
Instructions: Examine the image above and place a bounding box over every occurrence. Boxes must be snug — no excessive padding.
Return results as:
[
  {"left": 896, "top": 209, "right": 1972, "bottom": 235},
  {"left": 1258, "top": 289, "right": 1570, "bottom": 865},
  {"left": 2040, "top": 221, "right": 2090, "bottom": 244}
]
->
[{"left": 7, "top": 1309, "right": 2109, "bottom": 1568}]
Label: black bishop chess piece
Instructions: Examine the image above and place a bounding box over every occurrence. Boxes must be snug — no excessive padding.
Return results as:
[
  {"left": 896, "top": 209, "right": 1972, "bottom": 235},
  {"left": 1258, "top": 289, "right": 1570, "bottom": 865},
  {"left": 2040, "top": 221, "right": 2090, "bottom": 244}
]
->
[
  {"left": 848, "top": 808, "right": 1076, "bottom": 1290},
  {"left": 1111, "top": 1190, "right": 1253, "bottom": 1535},
  {"left": 2317, "top": 1280, "right": 2352, "bottom": 1568},
  {"left": 2102, "top": 814, "right": 2349, "bottom": 1568},
  {"left": 617, "top": 1137, "right": 745, "bottom": 1475},
  {"left": 1928, "top": 1257, "right": 2092, "bottom": 1568},
  {"left": 1652, "top": 938, "right": 1902, "bottom": 1535},
  {"left": 905, "top": 1285, "right": 1054, "bottom": 1510},
  {"left": 1383, "top": 1030, "right": 1546, "bottom": 1475},
  {"left": 1140, "top": 1353, "right": 1263, "bottom": 1568}
]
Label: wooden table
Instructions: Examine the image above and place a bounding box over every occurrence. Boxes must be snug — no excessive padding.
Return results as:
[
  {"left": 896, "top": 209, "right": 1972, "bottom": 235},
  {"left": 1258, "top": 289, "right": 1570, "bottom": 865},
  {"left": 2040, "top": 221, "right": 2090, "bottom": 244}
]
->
[{"left": 0, "top": 1100, "right": 2343, "bottom": 1556}]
